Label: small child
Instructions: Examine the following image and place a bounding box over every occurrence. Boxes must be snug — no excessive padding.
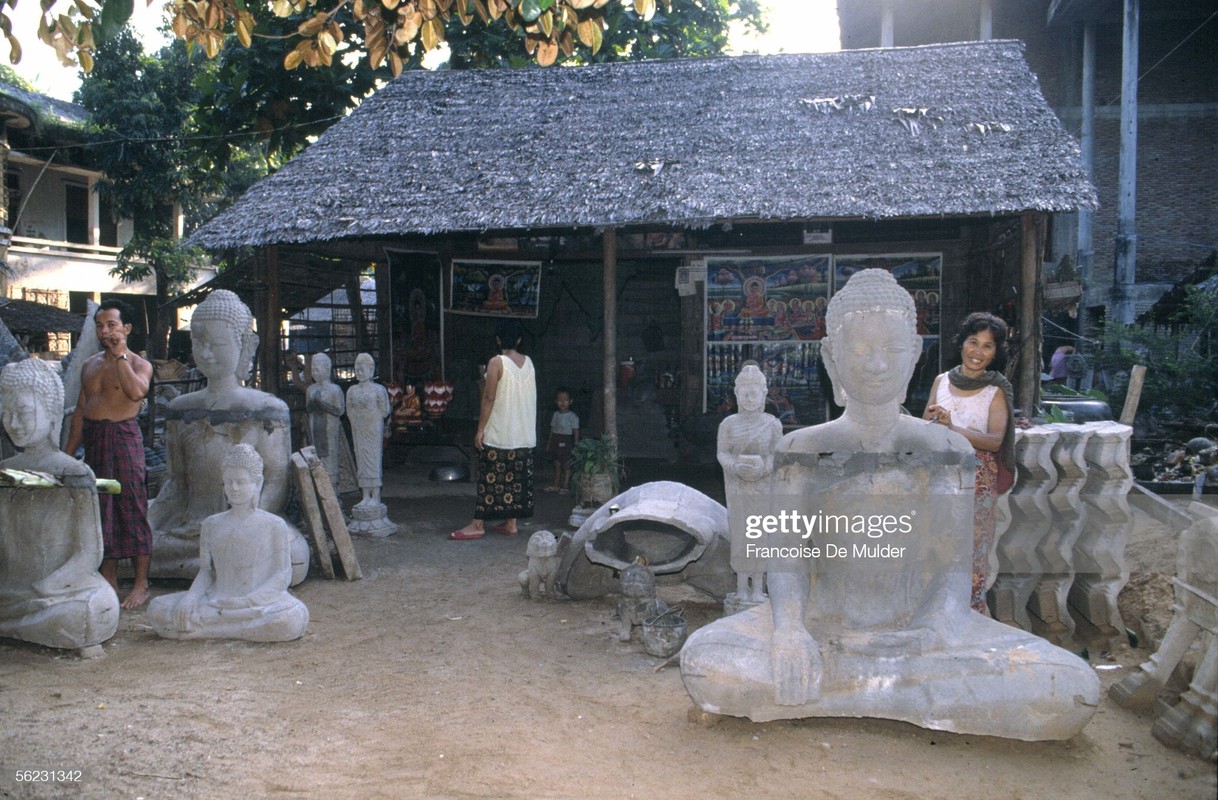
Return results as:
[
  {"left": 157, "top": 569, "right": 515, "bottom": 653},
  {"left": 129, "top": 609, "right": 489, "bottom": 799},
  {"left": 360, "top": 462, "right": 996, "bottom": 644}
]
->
[{"left": 544, "top": 388, "right": 580, "bottom": 494}]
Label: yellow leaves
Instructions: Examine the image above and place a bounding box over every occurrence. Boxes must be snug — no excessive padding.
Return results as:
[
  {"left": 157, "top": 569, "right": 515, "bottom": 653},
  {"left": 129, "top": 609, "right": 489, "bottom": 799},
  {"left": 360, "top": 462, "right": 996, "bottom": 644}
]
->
[
  {"left": 420, "top": 15, "right": 444, "bottom": 50},
  {"left": 298, "top": 13, "right": 327, "bottom": 37},
  {"left": 7, "top": 34, "right": 21, "bottom": 65},
  {"left": 576, "top": 16, "right": 601, "bottom": 53},
  {"left": 235, "top": 10, "right": 255, "bottom": 48},
  {"left": 396, "top": 5, "right": 422, "bottom": 42},
  {"left": 633, "top": 0, "right": 655, "bottom": 22},
  {"left": 153, "top": 0, "right": 625, "bottom": 74},
  {"left": 72, "top": 0, "right": 94, "bottom": 20}
]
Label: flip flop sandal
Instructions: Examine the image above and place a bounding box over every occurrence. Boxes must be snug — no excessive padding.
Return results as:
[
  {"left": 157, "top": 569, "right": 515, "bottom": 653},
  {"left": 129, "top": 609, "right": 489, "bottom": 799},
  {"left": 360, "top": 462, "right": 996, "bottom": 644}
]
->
[
  {"left": 491, "top": 523, "right": 518, "bottom": 537},
  {"left": 448, "top": 529, "right": 485, "bottom": 541}
]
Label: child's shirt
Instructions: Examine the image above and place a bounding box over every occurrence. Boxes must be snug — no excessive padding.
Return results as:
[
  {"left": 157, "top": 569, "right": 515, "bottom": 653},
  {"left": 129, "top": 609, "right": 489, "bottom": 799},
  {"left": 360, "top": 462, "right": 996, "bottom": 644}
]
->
[{"left": 550, "top": 410, "right": 580, "bottom": 436}]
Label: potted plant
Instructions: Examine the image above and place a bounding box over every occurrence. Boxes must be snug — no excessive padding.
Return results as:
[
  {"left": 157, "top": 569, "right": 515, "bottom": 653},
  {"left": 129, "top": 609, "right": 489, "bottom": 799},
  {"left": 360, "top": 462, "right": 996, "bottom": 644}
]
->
[{"left": 570, "top": 436, "right": 622, "bottom": 507}]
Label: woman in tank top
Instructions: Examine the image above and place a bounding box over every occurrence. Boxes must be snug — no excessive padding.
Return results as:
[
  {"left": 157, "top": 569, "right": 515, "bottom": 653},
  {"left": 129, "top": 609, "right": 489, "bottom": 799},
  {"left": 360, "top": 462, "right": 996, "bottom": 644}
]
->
[
  {"left": 923, "top": 312, "right": 1016, "bottom": 613},
  {"left": 449, "top": 319, "right": 537, "bottom": 540}
]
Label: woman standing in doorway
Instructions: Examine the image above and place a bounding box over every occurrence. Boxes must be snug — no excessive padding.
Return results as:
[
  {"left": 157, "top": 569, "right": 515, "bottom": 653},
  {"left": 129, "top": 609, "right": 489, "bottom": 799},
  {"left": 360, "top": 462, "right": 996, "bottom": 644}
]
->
[
  {"left": 923, "top": 312, "right": 1016, "bottom": 614},
  {"left": 450, "top": 319, "right": 537, "bottom": 540}
]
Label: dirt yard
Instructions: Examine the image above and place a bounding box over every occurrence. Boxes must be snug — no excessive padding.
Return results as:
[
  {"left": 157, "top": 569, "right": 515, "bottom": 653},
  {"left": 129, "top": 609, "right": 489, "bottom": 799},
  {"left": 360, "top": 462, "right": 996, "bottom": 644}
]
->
[{"left": 1, "top": 458, "right": 1215, "bottom": 800}]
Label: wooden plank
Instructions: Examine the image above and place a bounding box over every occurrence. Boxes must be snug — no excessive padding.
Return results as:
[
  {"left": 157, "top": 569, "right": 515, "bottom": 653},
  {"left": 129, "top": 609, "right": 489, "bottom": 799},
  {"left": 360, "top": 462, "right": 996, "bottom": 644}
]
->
[
  {"left": 303, "top": 446, "right": 362, "bottom": 581},
  {"left": 1119, "top": 364, "right": 1147, "bottom": 426},
  {"left": 291, "top": 450, "right": 335, "bottom": 580}
]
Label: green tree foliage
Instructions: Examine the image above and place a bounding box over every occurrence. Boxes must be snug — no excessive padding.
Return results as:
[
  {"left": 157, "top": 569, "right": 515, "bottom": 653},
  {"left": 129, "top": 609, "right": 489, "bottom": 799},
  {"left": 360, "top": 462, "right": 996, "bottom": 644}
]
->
[
  {"left": 1097, "top": 260, "right": 1218, "bottom": 431},
  {"left": 75, "top": 28, "right": 266, "bottom": 357}
]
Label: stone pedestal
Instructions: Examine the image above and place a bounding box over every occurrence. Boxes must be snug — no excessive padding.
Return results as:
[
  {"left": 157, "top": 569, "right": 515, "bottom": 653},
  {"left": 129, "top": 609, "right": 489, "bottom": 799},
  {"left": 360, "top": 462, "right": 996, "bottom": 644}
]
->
[
  {"left": 1070, "top": 421, "right": 1134, "bottom": 641},
  {"left": 991, "top": 428, "right": 1059, "bottom": 630},
  {"left": 1030, "top": 424, "right": 1093, "bottom": 645},
  {"left": 347, "top": 502, "right": 398, "bottom": 537}
]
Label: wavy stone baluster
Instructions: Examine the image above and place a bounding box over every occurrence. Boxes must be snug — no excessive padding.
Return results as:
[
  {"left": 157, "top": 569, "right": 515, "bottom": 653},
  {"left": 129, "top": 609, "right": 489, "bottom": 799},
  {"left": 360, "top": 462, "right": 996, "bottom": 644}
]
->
[
  {"left": 1069, "top": 421, "right": 1134, "bottom": 640},
  {"left": 1029, "top": 423, "right": 1093, "bottom": 646},
  {"left": 990, "top": 427, "right": 1059, "bottom": 630}
]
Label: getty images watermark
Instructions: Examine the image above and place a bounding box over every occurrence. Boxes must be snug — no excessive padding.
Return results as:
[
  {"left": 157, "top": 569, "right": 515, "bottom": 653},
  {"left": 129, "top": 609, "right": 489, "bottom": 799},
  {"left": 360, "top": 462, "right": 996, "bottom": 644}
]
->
[{"left": 731, "top": 493, "right": 973, "bottom": 574}]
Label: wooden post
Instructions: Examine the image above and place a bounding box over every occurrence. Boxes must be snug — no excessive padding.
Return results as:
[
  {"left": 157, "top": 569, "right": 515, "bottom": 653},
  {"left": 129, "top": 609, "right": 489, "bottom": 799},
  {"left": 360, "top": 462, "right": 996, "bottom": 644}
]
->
[
  {"left": 257, "top": 245, "right": 282, "bottom": 395},
  {"left": 1114, "top": 0, "right": 1140, "bottom": 325},
  {"left": 602, "top": 228, "right": 618, "bottom": 442},
  {"left": 1077, "top": 20, "right": 1096, "bottom": 336},
  {"left": 1119, "top": 364, "right": 1147, "bottom": 426},
  {"left": 375, "top": 259, "right": 393, "bottom": 379},
  {"left": 1017, "top": 212, "right": 1044, "bottom": 416}
]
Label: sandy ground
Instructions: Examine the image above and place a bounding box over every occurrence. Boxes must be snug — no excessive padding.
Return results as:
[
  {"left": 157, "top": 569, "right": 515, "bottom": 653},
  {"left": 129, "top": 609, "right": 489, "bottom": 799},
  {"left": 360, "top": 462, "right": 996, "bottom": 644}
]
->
[{"left": 1, "top": 455, "right": 1216, "bottom": 800}]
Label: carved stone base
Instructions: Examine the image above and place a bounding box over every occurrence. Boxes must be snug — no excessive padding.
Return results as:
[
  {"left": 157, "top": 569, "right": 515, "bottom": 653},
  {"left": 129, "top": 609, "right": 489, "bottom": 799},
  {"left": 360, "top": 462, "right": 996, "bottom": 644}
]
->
[{"left": 347, "top": 502, "right": 398, "bottom": 537}]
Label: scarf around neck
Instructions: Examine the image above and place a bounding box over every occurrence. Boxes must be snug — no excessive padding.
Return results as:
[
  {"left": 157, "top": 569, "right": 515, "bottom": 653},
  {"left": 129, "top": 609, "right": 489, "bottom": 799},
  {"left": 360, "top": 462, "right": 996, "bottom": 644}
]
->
[{"left": 947, "top": 365, "right": 1016, "bottom": 477}]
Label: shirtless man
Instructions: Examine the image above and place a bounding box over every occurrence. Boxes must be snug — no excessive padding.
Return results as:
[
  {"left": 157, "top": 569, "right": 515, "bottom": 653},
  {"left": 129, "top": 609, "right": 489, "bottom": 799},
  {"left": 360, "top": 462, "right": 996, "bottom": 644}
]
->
[{"left": 65, "top": 300, "right": 154, "bottom": 609}]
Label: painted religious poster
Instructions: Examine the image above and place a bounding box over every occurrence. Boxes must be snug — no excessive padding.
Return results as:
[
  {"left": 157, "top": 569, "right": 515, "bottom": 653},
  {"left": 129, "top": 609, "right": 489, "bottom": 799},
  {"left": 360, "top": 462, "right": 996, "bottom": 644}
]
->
[
  {"left": 705, "top": 341, "right": 828, "bottom": 428},
  {"left": 833, "top": 253, "right": 942, "bottom": 336},
  {"left": 705, "top": 255, "right": 831, "bottom": 342},
  {"left": 449, "top": 259, "right": 541, "bottom": 318},
  {"left": 387, "top": 249, "right": 444, "bottom": 384}
]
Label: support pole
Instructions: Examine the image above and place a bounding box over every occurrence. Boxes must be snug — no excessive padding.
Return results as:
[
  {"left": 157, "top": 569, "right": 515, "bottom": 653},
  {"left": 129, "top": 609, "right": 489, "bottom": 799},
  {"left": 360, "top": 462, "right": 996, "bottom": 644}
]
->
[
  {"left": 1114, "top": 0, "right": 1140, "bottom": 324},
  {"left": 1018, "top": 212, "right": 1044, "bottom": 416},
  {"left": 880, "top": 1, "right": 894, "bottom": 47},
  {"left": 602, "top": 228, "right": 618, "bottom": 442},
  {"left": 1077, "top": 21, "right": 1096, "bottom": 334},
  {"left": 260, "top": 245, "right": 282, "bottom": 395}
]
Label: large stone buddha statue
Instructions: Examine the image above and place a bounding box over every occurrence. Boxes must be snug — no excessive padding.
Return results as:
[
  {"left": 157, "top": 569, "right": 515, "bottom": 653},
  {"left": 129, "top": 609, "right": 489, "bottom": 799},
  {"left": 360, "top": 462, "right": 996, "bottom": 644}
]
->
[
  {"left": 147, "top": 290, "right": 308, "bottom": 584},
  {"left": 680, "top": 269, "right": 1099, "bottom": 741},
  {"left": 0, "top": 358, "right": 119, "bottom": 654}
]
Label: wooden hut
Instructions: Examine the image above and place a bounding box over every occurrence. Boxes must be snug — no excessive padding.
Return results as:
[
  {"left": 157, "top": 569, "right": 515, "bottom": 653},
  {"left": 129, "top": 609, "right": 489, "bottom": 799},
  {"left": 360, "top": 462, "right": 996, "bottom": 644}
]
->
[{"left": 185, "top": 40, "right": 1095, "bottom": 458}]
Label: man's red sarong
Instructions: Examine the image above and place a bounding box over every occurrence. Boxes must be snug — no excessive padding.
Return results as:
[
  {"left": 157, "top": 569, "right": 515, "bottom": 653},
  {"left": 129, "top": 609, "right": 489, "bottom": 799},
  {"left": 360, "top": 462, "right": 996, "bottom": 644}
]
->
[{"left": 82, "top": 417, "right": 153, "bottom": 559}]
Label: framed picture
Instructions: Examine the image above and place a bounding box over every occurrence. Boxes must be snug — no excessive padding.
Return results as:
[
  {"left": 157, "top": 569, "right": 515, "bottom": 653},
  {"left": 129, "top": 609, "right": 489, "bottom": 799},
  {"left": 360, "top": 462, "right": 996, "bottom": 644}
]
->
[{"left": 449, "top": 259, "right": 542, "bottom": 318}]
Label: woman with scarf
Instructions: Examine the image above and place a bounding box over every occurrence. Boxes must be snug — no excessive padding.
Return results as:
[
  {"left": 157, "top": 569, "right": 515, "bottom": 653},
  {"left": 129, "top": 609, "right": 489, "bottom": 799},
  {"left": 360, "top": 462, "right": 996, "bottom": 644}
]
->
[{"left": 924, "top": 312, "right": 1016, "bottom": 614}]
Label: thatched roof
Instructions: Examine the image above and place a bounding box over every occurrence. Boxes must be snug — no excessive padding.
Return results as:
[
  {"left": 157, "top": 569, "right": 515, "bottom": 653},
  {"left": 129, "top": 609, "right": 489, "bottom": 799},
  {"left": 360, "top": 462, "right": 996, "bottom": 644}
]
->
[
  {"left": 191, "top": 40, "right": 1095, "bottom": 250},
  {"left": 0, "top": 81, "right": 89, "bottom": 132},
  {"left": 0, "top": 299, "right": 85, "bottom": 334}
]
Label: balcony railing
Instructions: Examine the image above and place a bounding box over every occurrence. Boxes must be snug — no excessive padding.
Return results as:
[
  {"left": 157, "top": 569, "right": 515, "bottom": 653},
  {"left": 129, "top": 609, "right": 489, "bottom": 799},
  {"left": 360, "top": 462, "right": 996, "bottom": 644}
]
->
[{"left": 10, "top": 235, "right": 124, "bottom": 262}]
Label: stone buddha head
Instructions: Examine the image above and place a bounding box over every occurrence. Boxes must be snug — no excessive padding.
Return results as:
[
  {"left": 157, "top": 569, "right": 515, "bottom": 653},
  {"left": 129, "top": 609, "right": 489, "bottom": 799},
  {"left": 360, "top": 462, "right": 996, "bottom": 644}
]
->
[
  {"left": 311, "top": 352, "right": 333, "bottom": 385},
  {"left": 191, "top": 290, "right": 258, "bottom": 386},
  {"left": 734, "top": 362, "right": 767, "bottom": 414},
  {"left": 354, "top": 353, "right": 374, "bottom": 384},
  {"left": 222, "top": 443, "right": 265, "bottom": 509},
  {"left": 0, "top": 358, "right": 64, "bottom": 452},
  {"left": 821, "top": 269, "right": 921, "bottom": 409}
]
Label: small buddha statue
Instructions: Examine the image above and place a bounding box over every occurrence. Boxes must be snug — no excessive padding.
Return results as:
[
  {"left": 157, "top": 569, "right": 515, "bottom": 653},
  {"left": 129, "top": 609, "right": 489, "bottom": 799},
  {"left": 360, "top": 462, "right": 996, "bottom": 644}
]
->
[{"left": 148, "top": 443, "right": 309, "bottom": 642}]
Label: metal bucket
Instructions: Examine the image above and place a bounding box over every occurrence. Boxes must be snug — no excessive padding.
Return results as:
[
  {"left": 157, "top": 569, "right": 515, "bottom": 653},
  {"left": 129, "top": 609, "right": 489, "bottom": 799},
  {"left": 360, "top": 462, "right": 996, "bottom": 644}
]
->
[{"left": 641, "top": 606, "right": 688, "bottom": 658}]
